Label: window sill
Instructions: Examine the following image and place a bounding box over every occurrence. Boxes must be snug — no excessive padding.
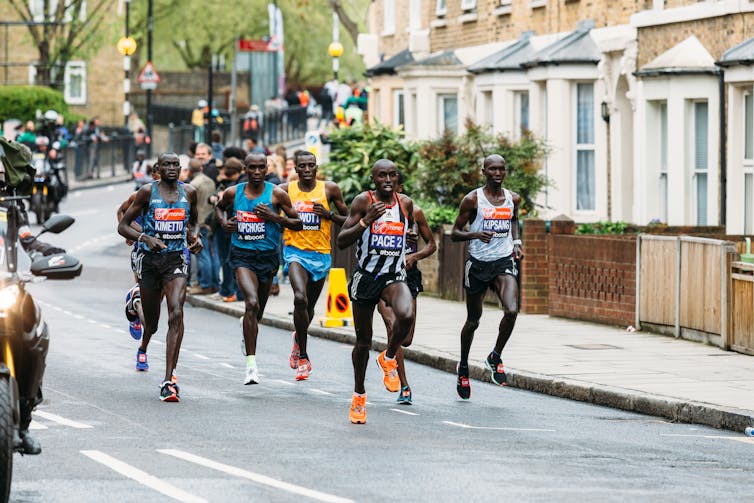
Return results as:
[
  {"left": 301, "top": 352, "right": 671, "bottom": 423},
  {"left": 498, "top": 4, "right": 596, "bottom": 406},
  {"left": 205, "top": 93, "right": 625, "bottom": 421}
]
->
[
  {"left": 529, "top": 0, "right": 546, "bottom": 8},
  {"left": 458, "top": 12, "right": 478, "bottom": 24},
  {"left": 381, "top": 30, "right": 395, "bottom": 37},
  {"left": 430, "top": 19, "right": 448, "bottom": 29},
  {"left": 494, "top": 5, "right": 512, "bottom": 16}
]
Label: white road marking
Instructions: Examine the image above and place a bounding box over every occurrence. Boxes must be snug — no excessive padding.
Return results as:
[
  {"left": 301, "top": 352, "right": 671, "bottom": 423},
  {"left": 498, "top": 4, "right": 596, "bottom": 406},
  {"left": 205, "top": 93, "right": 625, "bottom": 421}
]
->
[
  {"left": 190, "top": 353, "right": 210, "bottom": 360},
  {"left": 442, "top": 421, "right": 556, "bottom": 432},
  {"left": 29, "top": 420, "right": 48, "bottom": 430},
  {"left": 308, "top": 389, "right": 333, "bottom": 396},
  {"left": 81, "top": 450, "right": 207, "bottom": 503},
  {"left": 271, "top": 379, "right": 295, "bottom": 386},
  {"left": 34, "top": 411, "right": 93, "bottom": 429},
  {"left": 219, "top": 363, "right": 234, "bottom": 369},
  {"left": 158, "top": 449, "right": 354, "bottom": 503},
  {"left": 389, "top": 408, "right": 418, "bottom": 416},
  {"left": 87, "top": 319, "right": 98, "bottom": 324},
  {"left": 72, "top": 314, "right": 84, "bottom": 320},
  {"left": 151, "top": 340, "right": 165, "bottom": 345},
  {"left": 99, "top": 323, "right": 112, "bottom": 329},
  {"left": 661, "top": 433, "right": 754, "bottom": 444},
  {"left": 62, "top": 310, "right": 73, "bottom": 316}
]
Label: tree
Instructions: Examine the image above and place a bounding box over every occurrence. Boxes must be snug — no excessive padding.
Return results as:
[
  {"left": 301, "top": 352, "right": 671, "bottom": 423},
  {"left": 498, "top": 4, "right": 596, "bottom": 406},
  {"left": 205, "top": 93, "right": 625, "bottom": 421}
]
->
[{"left": 7, "top": 0, "right": 113, "bottom": 90}]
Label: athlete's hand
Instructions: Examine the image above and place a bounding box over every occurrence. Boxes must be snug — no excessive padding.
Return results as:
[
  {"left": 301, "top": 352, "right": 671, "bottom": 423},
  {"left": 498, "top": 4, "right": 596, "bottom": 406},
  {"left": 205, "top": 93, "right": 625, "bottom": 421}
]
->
[
  {"left": 143, "top": 235, "right": 167, "bottom": 252},
  {"left": 406, "top": 254, "right": 418, "bottom": 270},
  {"left": 188, "top": 236, "right": 203, "bottom": 255},
  {"left": 476, "top": 231, "right": 494, "bottom": 243},
  {"left": 312, "top": 202, "right": 329, "bottom": 218},
  {"left": 406, "top": 229, "right": 418, "bottom": 248},
  {"left": 222, "top": 216, "right": 238, "bottom": 234},
  {"left": 125, "top": 239, "right": 135, "bottom": 246},
  {"left": 364, "top": 202, "right": 386, "bottom": 224},
  {"left": 513, "top": 243, "right": 524, "bottom": 261},
  {"left": 254, "top": 203, "right": 277, "bottom": 221}
]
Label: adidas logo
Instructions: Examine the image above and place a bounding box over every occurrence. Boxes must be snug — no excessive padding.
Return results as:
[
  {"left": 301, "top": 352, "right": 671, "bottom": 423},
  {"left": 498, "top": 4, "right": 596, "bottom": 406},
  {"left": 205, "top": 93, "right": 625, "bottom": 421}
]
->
[
  {"left": 174, "top": 268, "right": 183, "bottom": 274},
  {"left": 180, "top": 197, "right": 187, "bottom": 202},
  {"left": 151, "top": 199, "right": 161, "bottom": 204}
]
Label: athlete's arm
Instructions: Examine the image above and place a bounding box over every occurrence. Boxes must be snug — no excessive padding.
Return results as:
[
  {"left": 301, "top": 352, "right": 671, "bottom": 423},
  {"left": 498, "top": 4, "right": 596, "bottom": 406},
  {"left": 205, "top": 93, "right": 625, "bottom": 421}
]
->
[
  {"left": 451, "top": 191, "right": 492, "bottom": 243},
  {"left": 510, "top": 191, "right": 524, "bottom": 261},
  {"left": 116, "top": 192, "right": 141, "bottom": 244},
  {"left": 266, "top": 187, "right": 303, "bottom": 230},
  {"left": 337, "top": 192, "right": 375, "bottom": 249},
  {"left": 118, "top": 185, "right": 166, "bottom": 252},
  {"left": 316, "top": 181, "right": 348, "bottom": 225},
  {"left": 215, "top": 186, "right": 238, "bottom": 234},
  {"left": 407, "top": 206, "right": 437, "bottom": 269},
  {"left": 184, "top": 185, "right": 203, "bottom": 254}
]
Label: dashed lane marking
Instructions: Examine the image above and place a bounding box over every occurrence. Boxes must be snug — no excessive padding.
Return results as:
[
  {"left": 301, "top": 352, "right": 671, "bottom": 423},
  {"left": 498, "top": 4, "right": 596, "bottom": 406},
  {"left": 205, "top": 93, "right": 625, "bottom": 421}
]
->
[
  {"left": 308, "top": 389, "right": 333, "bottom": 396},
  {"left": 29, "top": 420, "right": 48, "bottom": 430},
  {"left": 219, "top": 363, "right": 235, "bottom": 369},
  {"left": 270, "top": 379, "right": 295, "bottom": 386},
  {"left": 158, "top": 449, "right": 354, "bottom": 503},
  {"left": 189, "top": 353, "right": 210, "bottom": 360},
  {"left": 389, "top": 408, "right": 418, "bottom": 416},
  {"left": 443, "top": 421, "right": 556, "bottom": 432},
  {"left": 81, "top": 450, "right": 207, "bottom": 503},
  {"left": 34, "top": 410, "right": 93, "bottom": 429}
]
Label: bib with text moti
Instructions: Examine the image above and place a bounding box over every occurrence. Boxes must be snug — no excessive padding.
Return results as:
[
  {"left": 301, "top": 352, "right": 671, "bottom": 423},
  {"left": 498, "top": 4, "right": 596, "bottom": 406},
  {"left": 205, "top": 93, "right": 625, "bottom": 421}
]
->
[
  {"left": 482, "top": 207, "right": 512, "bottom": 237},
  {"left": 236, "top": 210, "right": 266, "bottom": 241},
  {"left": 369, "top": 220, "right": 405, "bottom": 256},
  {"left": 294, "top": 201, "right": 321, "bottom": 231},
  {"left": 154, "top": 208, "right": 186, "bottom": 240}
]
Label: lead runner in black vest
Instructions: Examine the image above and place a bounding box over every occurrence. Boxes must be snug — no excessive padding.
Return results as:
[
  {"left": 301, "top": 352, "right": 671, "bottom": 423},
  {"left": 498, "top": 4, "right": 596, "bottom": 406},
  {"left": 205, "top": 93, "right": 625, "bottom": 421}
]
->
[{"left": 337, "top": 159, "right": 415, "bottom": 424}]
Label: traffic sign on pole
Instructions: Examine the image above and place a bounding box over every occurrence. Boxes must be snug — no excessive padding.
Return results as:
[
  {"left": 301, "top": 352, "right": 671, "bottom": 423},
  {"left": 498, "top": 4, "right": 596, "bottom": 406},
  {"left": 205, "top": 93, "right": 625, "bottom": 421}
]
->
[{"left": 137, "top": 61, "right": 161, "bottom": 90}]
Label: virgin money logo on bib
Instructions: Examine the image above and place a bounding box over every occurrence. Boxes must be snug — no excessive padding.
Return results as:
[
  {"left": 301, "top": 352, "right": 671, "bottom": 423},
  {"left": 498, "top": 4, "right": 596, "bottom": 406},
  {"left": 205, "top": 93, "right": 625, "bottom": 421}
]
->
[
  {"left": 154, "top": 208, "right": 185, "bottom": 235},
  {"left": 482, "top": 207, "right": 512, "bottom": 237},
  {"left": 294, "top": 201, "right": 321, "bottom": 230},
  {"left": 236, "top": 210, "right": 266, "bottom": 240},
  {"left": 369, "top": 221, "right": 404, "bottom": 256}
]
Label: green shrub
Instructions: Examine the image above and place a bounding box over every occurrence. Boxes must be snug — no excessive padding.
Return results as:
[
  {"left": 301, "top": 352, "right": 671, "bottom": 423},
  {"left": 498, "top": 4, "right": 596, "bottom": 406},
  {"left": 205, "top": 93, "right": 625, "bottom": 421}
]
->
[
  {"left": 0, "top": 86, "right": 71, "bottom": 125},
  {"left": 417, "top": 200, "right": 458, "bottom": 231},
  {"left": 576, "top": 221, "right": 631, "bottom": 235}
]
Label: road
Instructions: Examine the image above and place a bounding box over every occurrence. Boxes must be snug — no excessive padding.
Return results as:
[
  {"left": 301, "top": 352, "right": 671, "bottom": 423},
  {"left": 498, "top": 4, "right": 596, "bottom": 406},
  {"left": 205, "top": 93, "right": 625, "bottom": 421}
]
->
[{"left": 9, "top": 183, "right": 753, "bottom": 502}]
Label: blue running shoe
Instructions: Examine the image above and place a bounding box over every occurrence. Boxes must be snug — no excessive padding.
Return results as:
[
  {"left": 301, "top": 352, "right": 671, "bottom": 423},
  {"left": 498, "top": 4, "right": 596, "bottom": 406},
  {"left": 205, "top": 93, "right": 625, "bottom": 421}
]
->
[
  {"left": 129, "top": 320, "right": 143, "bottom": 340},
  {"left": 136, "top": 349, "right": 149, "bottom": 371},
  {"left": 396, "top": 386, "right": 412, "bottom": 405}
]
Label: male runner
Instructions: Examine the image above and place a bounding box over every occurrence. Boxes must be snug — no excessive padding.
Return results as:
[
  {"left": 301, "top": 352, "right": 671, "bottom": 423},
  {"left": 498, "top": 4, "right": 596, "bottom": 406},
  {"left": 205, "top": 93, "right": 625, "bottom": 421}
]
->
[
  {"left": 118, "top": 152, "right": 202, "bottom": 402},
  {"left": 337, "top": 159, "right": 415, "bottom": 424},
  {"left": 376, "top": 171, "right": 436, "bottom": 405},
  {"left": 279, "top": 150, "right": 348, "bottom": 381},
  {"left": 215, "top": 152, "right": 301, "bottom": 385},
  {"left": 451, "top": 154, "right": 523, "bottom": 399}
]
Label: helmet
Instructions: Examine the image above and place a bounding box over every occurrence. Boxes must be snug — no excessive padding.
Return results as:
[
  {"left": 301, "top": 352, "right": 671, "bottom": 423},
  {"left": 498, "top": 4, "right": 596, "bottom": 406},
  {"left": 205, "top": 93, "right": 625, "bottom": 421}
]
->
[
  {"left": 43, "top": 109, "right": 58, "bottom": 122},
  {"left": 198, "top": 99, "right": 208, "bottom": 108}
]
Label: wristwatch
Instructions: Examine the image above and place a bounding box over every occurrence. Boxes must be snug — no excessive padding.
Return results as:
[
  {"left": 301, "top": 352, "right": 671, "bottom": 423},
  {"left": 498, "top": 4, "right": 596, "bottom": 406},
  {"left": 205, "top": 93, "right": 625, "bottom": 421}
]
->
[{"left": 513, "top": 239, "right": 522, "bottom": 246}]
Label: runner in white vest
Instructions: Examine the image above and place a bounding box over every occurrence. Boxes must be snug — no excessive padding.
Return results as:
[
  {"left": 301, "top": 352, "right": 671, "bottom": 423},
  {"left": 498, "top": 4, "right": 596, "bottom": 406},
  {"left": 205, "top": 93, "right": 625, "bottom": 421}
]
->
[{"left": 451, "top": 154, "right": 524, "bottom": 399}]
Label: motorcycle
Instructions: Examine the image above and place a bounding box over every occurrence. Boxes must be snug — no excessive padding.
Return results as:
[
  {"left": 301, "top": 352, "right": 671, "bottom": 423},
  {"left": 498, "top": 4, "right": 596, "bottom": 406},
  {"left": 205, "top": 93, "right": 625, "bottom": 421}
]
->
[
  {"left": 30, "top": 143, "right": 68, "bottom": 225},
  {"left": 0, "top": 195, "right": 81, "bottom": 502}
]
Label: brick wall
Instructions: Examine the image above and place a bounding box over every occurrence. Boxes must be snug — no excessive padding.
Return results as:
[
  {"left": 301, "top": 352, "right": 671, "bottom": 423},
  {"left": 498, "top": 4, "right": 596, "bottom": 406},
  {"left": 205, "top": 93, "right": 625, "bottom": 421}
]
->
[
  {"left": 548, "top": 234, "right": 637, "bottom": 327},
  {"left": 520, "top": 219, "right": 548, "bottom": 314}
]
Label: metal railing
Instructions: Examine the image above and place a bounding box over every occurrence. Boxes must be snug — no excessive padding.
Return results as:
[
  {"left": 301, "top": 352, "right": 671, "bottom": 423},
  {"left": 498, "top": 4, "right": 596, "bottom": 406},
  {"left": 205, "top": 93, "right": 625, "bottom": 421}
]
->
[{"left": 63, "top": 132, "right": 135, "bottom": 181}]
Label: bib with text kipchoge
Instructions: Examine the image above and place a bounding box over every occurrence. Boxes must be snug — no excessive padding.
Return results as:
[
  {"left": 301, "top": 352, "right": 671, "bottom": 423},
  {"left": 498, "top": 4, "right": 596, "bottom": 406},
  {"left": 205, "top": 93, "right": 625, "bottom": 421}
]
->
[{"left": 236, "top": 210, "right": 266, "bottom": 241}]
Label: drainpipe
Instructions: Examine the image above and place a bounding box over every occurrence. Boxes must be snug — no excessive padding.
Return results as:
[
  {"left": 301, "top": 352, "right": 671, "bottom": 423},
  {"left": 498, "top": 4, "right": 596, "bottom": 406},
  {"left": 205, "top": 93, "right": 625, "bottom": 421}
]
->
[{"left": 719, "top": 68, "right": 727, "bottom": 227}]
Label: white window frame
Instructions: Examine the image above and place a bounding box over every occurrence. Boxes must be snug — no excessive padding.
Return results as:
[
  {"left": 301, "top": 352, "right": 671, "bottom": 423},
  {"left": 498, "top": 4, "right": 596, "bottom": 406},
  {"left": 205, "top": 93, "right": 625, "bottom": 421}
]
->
[
  {"left": 514, "top": 90, "right": 530, "bottom": 137},
  {"left": 690, "top": 99, "right": 709, "bottom": 226},
  {"left": 744, "top": 90, "right": 753, "bottom": 233},
  {"left": 438, "top": 93, "right": 458, "bottom": 134},
  {"left": 477, "top": 90, "right": 493, "bottom": 128},
  {"left": 383, "top": 0, "right": 396, "bottom": 35},
  {"left": 393, "top": 90, "right": 405, "bottom": 129},
  {"left": 658, "top": 101, "right": 669, "bottom": 224},
  {"left": 29, "top": 1, "right": 86, "bottom": 23},
  {"left": 461, "top": 0, "right": 477, "bottom": 11},
  {"left": 435, "top": 0, "right": 447, "bottom": 17},
  {"left": 575, "top": 82, "right": 596, "bottom": 212},
  {"left": 63, "top": 61, "right": 87, "bottom": 105},
  {"left": 409, "top": 0, "right": 422, "bottom": 31}
]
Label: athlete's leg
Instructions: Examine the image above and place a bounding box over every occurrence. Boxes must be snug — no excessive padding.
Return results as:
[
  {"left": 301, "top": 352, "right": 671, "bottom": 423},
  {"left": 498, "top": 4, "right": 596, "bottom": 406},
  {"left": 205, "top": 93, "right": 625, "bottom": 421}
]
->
[
  {"left": 352, "top": 302, "right": 376, "bottom": 394},
  {"left": 138, "top": 283, "right": 162, "bottom": 354},
  {"left": 492, "top": 274, "right": 519, "bottom": 354},
  {"left": 460, "top": 291, "right": 485, "bottom": 365},
  {"left": 396, "top": 297, "right": 417, "bottom": 388},
  {"left": 162, "top": 276, "right": 188, "bottom": 383},
  {"left": 380, "top": 282, "right": 414, "bottom": 359},
  {"left": 306, "top": 276, "right": 326, "bottom": 324},
  {"left": 235, "top": 267, "right": 261, "bottom": 355},
  {"left": 288, "top": 261, "right": 311, "bottom": 354}
]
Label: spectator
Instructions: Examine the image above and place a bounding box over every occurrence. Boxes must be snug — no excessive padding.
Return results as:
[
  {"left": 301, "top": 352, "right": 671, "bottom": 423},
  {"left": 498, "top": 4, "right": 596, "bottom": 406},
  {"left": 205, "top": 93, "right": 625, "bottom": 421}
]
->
[
  {"left": 222, "top": 146, "right": 247, "bottom": 163},
  {"left": 194, "top": 142, "right": 218, "bottom": 183},
  {"left": 84, "top": 116, "right": 108, "bottom": 179},
  {"left": 242, "top": 105, "right": 262, "bottom": 141},
  {"left": 192, "top": 99, "right": 208, "bottom": 142},
  {"left": 213, "top": 157, "right": 244, "bottom": 302},
  {"left": 188, "top": 158, "right": 220, "bottom": 295},
  {"left": 16, "top": 121, "right": 37, "bottom": 149},
  {"left": 211, "top": 130, "right": 224, "bottom": 160},
  {"left": 244, "top": 137, "right": 265, "bottom": 154}
]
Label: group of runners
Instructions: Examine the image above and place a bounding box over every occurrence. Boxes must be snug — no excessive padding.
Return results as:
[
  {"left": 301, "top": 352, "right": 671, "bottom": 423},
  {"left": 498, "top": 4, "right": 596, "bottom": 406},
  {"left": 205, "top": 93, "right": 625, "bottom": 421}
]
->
[{"left": 116, "top": 151, "right": 523, "bottom": 424}]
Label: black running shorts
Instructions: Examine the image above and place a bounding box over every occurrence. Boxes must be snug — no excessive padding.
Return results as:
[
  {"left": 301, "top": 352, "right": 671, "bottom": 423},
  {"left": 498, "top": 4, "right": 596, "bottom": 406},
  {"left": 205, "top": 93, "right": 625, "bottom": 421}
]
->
[
  {"left": 230, "top": 247, "right": 280, "bottom": 284},
  {"left": 464, "top": 254, "right": 518, "bottom": 295},
  {"left": 134, "top": 250, "right": 188, "bottom": 291},
  {"left": 349, "top": 267, "right": 407, "bottom": 306},
  {"left": 406, "top": 267, "right": 423, "bottom": 298}
]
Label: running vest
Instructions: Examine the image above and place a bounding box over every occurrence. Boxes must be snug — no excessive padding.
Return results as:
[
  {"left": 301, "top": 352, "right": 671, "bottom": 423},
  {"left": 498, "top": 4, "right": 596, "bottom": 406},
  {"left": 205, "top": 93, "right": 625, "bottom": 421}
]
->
[
  {"left": 141, "top": 182, "right": 190, "bottom": 253},
  {"left": 231, "top": 181, "right": 281, "bottom": 251},
  {"left": 468, "top": 187, "right": 514, "bottom": 262},
  {"left": 355, "top": 191, "right": 408, "bottom": 276},
  {"left": 284, "top": 180, "right": 331, "bottom": 254}
]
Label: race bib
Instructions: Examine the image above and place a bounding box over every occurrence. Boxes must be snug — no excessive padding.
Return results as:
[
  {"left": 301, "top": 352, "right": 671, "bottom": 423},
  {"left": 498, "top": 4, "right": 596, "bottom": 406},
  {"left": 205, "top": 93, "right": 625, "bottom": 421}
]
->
[
  {"left": 294, "top": 201, "right": 321, "bottom": 231},
  {"left": 153, "top": 208, "right": 185, "bottom": 240},
  {"left": 482, "top": 207, "right": 512, "bottom": 238},
  {"left": 236, "top": 210, "right": 266, "bottom": 241},
  {"left": 369, "top": 220, "right": 405, "bottom": 256}
]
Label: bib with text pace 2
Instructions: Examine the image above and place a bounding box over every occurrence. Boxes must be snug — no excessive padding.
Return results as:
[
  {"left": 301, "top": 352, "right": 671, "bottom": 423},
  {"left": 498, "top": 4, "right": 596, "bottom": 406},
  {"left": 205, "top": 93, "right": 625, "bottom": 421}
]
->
[
  {"left": 369, "top": 220, "right": 405, "bottom": 256},
  {"left": 482, "top": 207, "right": 512, "bottom": 238},
  {"left": 294, "top": 201, "right": 320, "bottom": 231},
  {"left": 236, "top": 210, "right": 266, "bottom": 241},
  {"left": 154, "top": 208, "right": 185, "bottom": 240}
]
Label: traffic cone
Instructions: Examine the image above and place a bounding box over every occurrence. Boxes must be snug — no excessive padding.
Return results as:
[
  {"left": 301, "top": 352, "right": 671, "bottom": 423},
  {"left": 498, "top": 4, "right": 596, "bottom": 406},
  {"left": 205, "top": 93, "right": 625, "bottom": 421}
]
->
[{"left": 320, "top": 268, "right": 353, "bottom": 327}]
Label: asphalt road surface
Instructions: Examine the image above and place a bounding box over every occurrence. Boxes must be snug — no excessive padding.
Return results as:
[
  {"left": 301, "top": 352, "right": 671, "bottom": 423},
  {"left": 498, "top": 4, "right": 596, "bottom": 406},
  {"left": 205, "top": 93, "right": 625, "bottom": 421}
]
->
[{"left": 9, "top": 183, "right": 753, "bottom": 502}]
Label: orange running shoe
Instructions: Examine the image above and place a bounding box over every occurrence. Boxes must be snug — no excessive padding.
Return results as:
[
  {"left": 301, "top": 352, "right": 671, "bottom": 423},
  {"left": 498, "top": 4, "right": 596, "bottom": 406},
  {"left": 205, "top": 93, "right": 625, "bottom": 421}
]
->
[
  {"left": 289, "top": 332, "right": 300, "bottom": 369},
  {"left": 296, "top": 358, "right": 311, "bottom": 381},
  {"left": 349, "top": 394, "right": 367, "bottom": 424},
  {"left": 376, "top": 350, "right": 400, "bottom": 392}
]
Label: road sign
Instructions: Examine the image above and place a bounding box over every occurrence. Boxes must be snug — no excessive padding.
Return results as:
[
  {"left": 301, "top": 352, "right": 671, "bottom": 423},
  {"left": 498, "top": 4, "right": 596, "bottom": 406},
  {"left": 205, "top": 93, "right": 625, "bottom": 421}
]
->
[
  {"left": 238, "top": 39, "right": 274, "bottom": 52},
  {"left": 137, "top": 61, "right": 160, "bottom": 90}
]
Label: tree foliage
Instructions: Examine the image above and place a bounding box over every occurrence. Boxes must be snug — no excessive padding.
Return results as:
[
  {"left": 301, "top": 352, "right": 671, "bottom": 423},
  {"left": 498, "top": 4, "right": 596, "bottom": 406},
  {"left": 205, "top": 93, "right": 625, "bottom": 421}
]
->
[{"left": 0, "top": 85, "right": 70, "bottom": 124}]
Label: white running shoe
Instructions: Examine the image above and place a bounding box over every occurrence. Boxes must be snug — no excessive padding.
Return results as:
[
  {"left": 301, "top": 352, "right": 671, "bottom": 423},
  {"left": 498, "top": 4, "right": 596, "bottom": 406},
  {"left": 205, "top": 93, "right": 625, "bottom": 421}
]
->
[{"left": 244, "top": 365, "right": 259, "bottom": 385}]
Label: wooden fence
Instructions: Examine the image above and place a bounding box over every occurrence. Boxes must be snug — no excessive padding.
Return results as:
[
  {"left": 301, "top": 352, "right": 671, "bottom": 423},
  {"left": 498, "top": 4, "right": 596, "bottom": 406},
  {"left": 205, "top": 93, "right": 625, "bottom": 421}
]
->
[
  {"left": 636, "top": 235, "right": 738, "bottom": 348},
  {"left": 730, "top": 261, "right": 754, "bottom": 354}
]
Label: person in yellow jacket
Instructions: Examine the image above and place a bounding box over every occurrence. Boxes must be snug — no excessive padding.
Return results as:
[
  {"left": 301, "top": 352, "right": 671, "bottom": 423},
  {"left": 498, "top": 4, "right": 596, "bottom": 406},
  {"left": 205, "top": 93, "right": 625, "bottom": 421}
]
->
[{"left": 279, "top": 151, "right": 348, "bottom": 381}]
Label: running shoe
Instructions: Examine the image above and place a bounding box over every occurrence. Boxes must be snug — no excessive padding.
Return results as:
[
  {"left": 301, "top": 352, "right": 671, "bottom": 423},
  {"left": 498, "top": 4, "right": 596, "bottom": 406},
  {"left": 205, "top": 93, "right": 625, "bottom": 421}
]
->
[
  {"left": 129, "top": 320, "right": 143, "bottom": 340},
  {"left": 456, "top": 363, "right": 471, "bottom": 400},
  {"left": 289, "top": 332, "right": 300, "bottom": 369},
  {"left": 244, "top": 365, "right": 259, "bottom": 385},
  {"left": 124, "top": 284, "right": 140, "bottom": 321},
  {"left": 349, "top": 394, "right": 367, "bottom": 424},
  {"left": 136, "top": 349, "right": 149, "bottom": 372},
  {"left": 397, "top": 386, "right": 412, "bottom": 405},
  {"left": 222, "top": 294, "right": 237, "bottom": 302},
  {"left": 376, "top": 350, "right": 400, "bottom": 392},
  {"left": 160, "top": 380, "right": 180, "bottom": 402},
  {"left": 485, "top": 352, "right": 507, "bottom": 386},
  {"left": 296, "top": 358, "right": 311, "bottom": 381}
]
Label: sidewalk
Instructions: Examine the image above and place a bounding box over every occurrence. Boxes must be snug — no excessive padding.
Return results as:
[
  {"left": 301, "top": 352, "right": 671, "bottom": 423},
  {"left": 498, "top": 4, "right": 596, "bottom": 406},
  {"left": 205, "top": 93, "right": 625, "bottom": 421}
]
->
[{"left": 188, "top": 279, "right": 754, "bottom": 433}]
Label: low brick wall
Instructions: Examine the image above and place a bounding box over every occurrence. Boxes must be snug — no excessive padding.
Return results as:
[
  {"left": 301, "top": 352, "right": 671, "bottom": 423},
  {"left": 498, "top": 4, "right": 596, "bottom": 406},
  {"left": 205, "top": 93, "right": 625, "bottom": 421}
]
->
[
  {"left": 521, "top": 219, "right": 548, "bottom": 314},
  {"left": 548, "top": 234, "right": 637, "bottom": 327}
]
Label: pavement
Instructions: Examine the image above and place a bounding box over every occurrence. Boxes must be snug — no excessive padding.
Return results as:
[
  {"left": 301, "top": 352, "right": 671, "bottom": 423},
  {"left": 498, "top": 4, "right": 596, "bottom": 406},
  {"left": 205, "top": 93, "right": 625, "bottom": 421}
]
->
[{"left": 188, "top": 276, "right": 754, "bottom": 433}]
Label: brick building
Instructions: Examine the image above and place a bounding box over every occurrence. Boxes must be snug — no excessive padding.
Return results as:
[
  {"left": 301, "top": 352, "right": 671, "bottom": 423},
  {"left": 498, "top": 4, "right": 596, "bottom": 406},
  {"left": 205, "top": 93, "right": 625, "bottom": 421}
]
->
[
  {"left": 0, "top": 1, "right": 124, "bottom": 124},
  {"left": 358, "top": 0, "right": 754, "bottom": 234}
]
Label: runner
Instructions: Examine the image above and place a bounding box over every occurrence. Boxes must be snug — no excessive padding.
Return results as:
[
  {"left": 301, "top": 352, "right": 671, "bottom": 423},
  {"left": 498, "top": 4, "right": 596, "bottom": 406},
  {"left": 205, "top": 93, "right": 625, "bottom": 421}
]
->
[
  {"left": 215, "top": 152, "right": 302, "bottom": 385},
  {"left": 279, "top": 151, "right": 348, "bottom": 381},
  {"left": 450, "top": 154, "right": 523, "bottom": 399},
  {"left": 118, "top": 152, "right": 203, "bottom": 402},
  {"left": 337, "top": 159, "right": 415, "bottom": 424},
  {"left": 376, "top": 171, "right": 436, "bottom": 405}
]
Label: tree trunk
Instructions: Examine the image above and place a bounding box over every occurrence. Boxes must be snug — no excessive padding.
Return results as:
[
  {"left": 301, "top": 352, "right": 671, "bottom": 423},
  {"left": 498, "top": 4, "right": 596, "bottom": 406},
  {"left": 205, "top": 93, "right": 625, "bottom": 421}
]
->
[{"left": 328, "top": 0, "right": 360, "bottom": 48}]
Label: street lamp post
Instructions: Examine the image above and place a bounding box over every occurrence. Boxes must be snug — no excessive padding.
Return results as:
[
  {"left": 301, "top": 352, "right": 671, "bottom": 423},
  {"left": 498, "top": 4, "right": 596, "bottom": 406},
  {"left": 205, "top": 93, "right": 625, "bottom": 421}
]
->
[
  {"left": 327, "top": 12, "right": 343, "bottom": 81},
  {"left": 117, "top": 0, "right": 136, "bottom": 128}
]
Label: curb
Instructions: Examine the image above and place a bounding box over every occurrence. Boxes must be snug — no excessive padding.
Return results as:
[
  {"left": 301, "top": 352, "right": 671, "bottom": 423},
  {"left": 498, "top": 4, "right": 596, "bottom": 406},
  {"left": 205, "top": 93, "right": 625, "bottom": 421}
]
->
[
  {"left": 186, "top": 294, "right": 754, "bottom": 433},
  {"left": 69, "top": 176, "right": 131, "bottom": 192}
]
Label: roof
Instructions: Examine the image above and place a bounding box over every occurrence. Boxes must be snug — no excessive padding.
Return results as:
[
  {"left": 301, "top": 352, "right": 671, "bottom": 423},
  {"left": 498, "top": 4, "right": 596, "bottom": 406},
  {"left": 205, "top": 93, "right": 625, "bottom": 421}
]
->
[
  {"left": 365, "top": 49, "right": 415, "bottom": 77},
  {"left": 523, "top": 20, "right": 600, "bottom": 68},
  {"left": 637, "top": 36, "right": 718, "bottom": 76},
  {"left": 413, "top": 50, "right": 462, "bottom": 67},
  {"left": 468, "top": 31, "right": 536, "bottom": 74},
  {"left": 718, "top": 36, "right": 754, "bottom": 67}
]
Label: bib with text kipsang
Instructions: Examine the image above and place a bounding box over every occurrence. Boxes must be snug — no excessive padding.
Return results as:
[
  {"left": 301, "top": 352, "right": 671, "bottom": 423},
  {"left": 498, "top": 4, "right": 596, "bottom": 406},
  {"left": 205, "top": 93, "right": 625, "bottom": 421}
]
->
[
  {"left": 369, "top": 220, "right": 405, "bottom": 256},
  {"left": 482, "top": 207, "right": 512, "bottom": 237},
  {"left": 294, "top": 201, "right": 321, "bottom": 231},
  {"left": 236, "top": 210, "right": 266, "bottom": 241},
  {"left": 154, "top": 208, "right": 185, "bottom": 240}
]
